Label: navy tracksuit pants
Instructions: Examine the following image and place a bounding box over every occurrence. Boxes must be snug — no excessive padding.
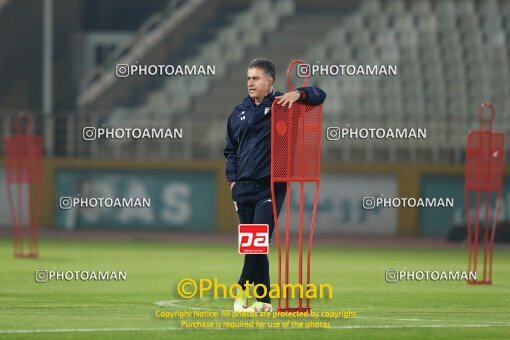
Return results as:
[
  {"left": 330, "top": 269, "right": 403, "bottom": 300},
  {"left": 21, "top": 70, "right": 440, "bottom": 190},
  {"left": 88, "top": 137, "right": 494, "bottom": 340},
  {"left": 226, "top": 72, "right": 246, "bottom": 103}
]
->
[{"left": 231, "top": 180, "right": 286, "bottom": 303}]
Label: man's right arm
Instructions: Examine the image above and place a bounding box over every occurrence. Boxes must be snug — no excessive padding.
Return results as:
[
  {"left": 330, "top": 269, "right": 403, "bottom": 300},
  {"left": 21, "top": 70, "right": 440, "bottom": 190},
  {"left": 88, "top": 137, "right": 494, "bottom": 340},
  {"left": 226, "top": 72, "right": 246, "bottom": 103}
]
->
[{"left": 223, "top": 115, "right": 238, "bottom": 188}]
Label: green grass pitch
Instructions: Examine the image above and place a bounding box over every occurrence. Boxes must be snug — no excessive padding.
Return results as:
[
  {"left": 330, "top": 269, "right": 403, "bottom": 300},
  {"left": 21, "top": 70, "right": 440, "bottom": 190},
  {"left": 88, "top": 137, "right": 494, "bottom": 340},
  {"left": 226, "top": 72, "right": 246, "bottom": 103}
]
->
[{"left": 0, "top": 238, "right": 509, "bottom": 339}]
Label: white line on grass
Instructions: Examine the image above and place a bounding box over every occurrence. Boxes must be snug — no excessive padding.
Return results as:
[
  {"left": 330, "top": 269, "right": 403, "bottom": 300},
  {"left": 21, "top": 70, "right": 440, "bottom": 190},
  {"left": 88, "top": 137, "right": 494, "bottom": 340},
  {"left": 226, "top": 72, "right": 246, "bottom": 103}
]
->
[
  {"left": 330, "top": 324, "right": 510, "bottom": 329},
  {"left": 154, "top": 299, "right": 221, "bottom": 311},
  {"left": 2, "top": 324, "right": 510, "bottom": 334},
  {"left": 359, "top": 316, "right": 510, "bottom": 325},
  {"left": 0, "top": 327, "right": 217, "bottom": 334}
]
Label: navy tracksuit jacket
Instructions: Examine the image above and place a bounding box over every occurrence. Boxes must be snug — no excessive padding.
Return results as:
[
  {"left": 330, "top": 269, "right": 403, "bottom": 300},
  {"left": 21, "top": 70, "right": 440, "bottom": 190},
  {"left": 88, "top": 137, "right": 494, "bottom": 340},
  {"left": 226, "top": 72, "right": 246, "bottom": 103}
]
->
[{"left": 223, "top": 86, "right": 326, "bottom": 182}]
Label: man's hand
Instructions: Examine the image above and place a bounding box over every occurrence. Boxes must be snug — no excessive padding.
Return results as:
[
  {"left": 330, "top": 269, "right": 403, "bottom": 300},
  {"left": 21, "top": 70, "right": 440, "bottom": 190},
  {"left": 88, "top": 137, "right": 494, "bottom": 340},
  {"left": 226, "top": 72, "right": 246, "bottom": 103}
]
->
[
  {"left": 275, "top": 90, "right": 300, "bottom": 108},
  {"left": 229, "top": 182, "right": 236, "bottom": 190}
]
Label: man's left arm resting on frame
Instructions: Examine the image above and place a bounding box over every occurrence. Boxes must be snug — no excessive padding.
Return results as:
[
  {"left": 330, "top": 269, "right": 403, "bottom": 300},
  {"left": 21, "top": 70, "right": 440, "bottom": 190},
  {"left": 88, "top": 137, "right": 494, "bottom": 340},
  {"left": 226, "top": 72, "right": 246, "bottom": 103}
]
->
[{"left": 295, "top": 85, "right": 327, "bottom": 105}]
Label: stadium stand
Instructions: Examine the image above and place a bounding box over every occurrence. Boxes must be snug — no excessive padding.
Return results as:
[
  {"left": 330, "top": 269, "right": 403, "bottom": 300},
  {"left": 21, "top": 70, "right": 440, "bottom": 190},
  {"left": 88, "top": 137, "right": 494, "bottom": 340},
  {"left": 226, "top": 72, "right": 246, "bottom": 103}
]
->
[
  {"left": 305, "top": 0, "right": 510, "bottom": 162},
  {"left": 3, "top": 0, "right": 509, "bottom": 162},
  {"left": 105, "top": 0, "right": 295, "bottom": 121}
]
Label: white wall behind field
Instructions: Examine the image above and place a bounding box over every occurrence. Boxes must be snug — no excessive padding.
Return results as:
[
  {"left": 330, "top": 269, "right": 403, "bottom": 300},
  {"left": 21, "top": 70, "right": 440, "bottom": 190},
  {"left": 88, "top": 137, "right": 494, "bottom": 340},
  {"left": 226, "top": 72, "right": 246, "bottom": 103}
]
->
[{"left": 282, "top": 173, "right": 397, "bottom": 235}]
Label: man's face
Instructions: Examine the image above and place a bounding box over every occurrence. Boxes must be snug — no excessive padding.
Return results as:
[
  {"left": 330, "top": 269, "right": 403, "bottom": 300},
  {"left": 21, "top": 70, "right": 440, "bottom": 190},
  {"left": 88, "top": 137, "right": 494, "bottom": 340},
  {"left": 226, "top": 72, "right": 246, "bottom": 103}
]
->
[{"left": 247, "top": 67, "right": 273, "bottom": 100}]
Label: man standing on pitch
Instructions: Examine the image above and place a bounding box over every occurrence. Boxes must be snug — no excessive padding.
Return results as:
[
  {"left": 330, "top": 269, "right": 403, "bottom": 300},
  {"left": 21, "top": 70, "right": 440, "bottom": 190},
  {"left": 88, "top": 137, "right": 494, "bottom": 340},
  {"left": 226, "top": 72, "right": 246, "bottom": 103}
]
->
[{"left": 224, "top": 58, "right": 326, "bottom": 312}]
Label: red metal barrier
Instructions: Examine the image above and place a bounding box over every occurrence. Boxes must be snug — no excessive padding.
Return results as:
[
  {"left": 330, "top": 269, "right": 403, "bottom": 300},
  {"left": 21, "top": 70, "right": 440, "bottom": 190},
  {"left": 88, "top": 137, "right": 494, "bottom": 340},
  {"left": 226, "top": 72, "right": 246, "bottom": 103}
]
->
[
  {"left": 271, "top": 60, "right": 322, "bottom": 311},
  {"left": 4, "top": 112, "right": 43, "bottom": 258},
  {"left": 465, "top": 102, "right": 504, "bottom": 284}
]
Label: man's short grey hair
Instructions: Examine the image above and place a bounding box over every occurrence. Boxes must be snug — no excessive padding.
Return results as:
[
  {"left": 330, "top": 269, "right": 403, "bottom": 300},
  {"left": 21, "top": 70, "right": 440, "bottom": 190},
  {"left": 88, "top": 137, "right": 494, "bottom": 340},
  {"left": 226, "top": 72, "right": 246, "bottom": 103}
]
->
[{"left": 248, "top": 58, "right": 275, "bottom": 81}]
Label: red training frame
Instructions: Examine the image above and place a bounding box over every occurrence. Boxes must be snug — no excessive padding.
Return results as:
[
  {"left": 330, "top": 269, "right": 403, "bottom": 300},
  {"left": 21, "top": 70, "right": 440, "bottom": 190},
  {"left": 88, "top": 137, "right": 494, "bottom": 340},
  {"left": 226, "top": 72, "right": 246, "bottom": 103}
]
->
[
  {"left": 271, "top": 60, "right": 322, "bottom": 311},
  {"left": 465, "top": 102, "right": 504, "bottom": 284},
  {"left": 4, "top": 112, "right": 43, "bottom": 258}
]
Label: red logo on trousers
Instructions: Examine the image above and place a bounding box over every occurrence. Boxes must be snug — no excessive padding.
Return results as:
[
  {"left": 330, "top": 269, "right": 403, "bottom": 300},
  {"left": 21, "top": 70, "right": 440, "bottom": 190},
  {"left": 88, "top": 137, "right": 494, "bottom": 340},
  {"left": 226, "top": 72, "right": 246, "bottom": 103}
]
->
[{"left": 238, "top": 224, "right": 269, "bottom": 254}]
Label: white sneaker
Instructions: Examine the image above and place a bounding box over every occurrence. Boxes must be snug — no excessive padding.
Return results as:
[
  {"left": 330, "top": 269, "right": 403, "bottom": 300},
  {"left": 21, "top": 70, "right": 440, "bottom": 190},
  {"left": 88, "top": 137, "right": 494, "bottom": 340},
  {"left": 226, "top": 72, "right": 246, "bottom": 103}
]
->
[
  {"left": 233, "top": 287, "right": 249, "bottom": 312},
  {"left": 244, "top": 301, "right": 272, "bottom": 312}
]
